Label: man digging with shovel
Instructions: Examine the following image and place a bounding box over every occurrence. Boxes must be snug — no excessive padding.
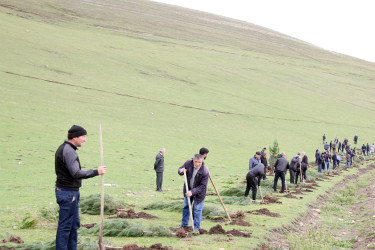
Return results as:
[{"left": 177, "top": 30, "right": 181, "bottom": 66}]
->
[
  {"left": 244, "top": 163, "right": 271, "bottom": 203},
  {"left": 178, "top": 154, "right": 209, "bottom": 233}
]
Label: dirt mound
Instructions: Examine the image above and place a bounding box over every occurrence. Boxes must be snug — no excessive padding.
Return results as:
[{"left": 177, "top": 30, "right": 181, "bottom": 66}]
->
[
  {"left": 199, "top": 228, "right": 208, "bottom": 234},
  {"left": 229, "top": 218, "right": 251, "bottom": 226},
  {"left": 311, "top": 183, "right": 320, "bottom": 187},
  {"left": 226, "top": 229, "right": 251, "bottom": 237},
  {"left": 304, "top": 179, "right": 317, "bottom": 184},
  {"left": 315, "top": 178, "right": 324, "bottom": 181},
  {"left": 230, "top": 211, "right": 245, "bottom": 218},
  {"left": 109, "top": 209, "right": 158, "bottom": 219},
  {"left": 175, "top": 228, "right": 189, "bottom": 238},
  {"left": 81, "top": 223, "right": 96, "bottom": 229},
  {"left": 263, "top": 195, "right": 282, "bottom": 204},
  {"left": 206, "top": 216, "right": 226, "bottom": 222},
  {"left": 283, "top": 193, "right": 302, "bottom": 199},
  {"left": 303, "top": 185, "right": 316, "bottom": 189},
  {"left": 209, "top": 224, "right": 226, "bottom": 234},
  {"left": 208, "top": 224, "right": 251, "bottom": 238},
  {"left": 290, "top": 190, "right": 305, "bottom": 195},
  {"left": 247, "top": 208, "right": 281, "bottom": 217},
  {"left": 303, "top": 189, "right": 313, "bottom": 192},
  {"left": 1, "top": 235, "right": 24, "bottom": 244},
  {"left": 117, "top": 243, "right": 172, "bottom": 250}
]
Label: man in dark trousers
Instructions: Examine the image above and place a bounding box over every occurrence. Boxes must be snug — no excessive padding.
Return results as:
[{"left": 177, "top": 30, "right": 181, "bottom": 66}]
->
[
  {"left": 273, "top": 152, "right": 289, "bottom": 193},
  {"left": 323, "top": 134, "right": 326, "bottom": 144},
  {"left": 300, "top": 152, "right": 308, "bottom": 180},
  {"left": 316, "top": 148, "right": 323, "bottom": 172},
  {"left": 362, "top": 144, "right": 367, "bottom": 156},
  {"left": 289, "top": 154, "right": 300, "bottom": 184},
  {"left": 354, "top": 135, "right": 358, "bottom": 144},
  {"left": 178, "top": 154, "right": 209, "bottom": 232},
  {"left": 244, "top": 163, "right": 270, "bottom": 203},
  {"left": 154, "top": 148, "right": 166, "bottom": 192},
  {"left": 55, "top": 125, "right": 106, "bottom": 250}
]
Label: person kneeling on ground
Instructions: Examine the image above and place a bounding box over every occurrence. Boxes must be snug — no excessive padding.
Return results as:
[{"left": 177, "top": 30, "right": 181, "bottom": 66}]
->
[
  {"left": 178, "top": 154, "right": 209, "bottom": 232},
  {"left": 244, "top": 163, "right": 271, "bottom": 203}
]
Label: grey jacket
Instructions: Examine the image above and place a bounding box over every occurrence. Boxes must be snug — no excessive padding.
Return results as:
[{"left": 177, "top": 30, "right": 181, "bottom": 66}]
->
[{"left": 154, "top": 153, "right": 164, "bottom": 172}]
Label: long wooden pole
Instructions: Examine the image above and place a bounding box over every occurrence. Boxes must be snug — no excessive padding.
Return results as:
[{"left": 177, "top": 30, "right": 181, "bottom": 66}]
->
[
  {"left": 183, "top": 171, "right": 194, "bottom": 230},
  {"left": 209, "top": 175, "right": 231, "bottom": 221},
  {"left": 99, "top": 125, "right": 105, "bottom": 250}
]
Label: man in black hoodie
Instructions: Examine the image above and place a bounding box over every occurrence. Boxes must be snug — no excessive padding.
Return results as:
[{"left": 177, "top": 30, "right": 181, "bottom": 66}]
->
[
  {"left": 55, "top": 125, "right": 106, "bottom": 250},
  {"left": 289, "top": 154, "right": 300, "bottom": 184}
]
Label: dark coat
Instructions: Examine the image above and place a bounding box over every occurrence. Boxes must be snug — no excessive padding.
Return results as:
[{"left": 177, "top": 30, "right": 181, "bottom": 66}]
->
[
  {"left": 247, "top": 163, "right": 267, "bottom": 186},
  {"left": 260, "top": 156, "right": 268, "bottom": 167},
  {"left": 178, "top": 159, "right": 209, "bottom": 205},
  {"left": 274, "top": 157, "right": 290, "bottom": 173},
  {"left": 289, "top": 156, "right": 300, "bottom": 171},
  {"left": 154, "top": 153, "right": 164, "bottom": 173},
  {"left": 316, "top": 151, "right": 323, "bottom": 164},
  {"left": 301, "top": 155, "right": 308, "bottom": 171}
]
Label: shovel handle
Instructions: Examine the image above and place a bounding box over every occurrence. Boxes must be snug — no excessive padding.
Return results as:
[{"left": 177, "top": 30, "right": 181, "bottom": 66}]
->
[{"left": 183, "top": 170, "right": 194, "bottom": 231}]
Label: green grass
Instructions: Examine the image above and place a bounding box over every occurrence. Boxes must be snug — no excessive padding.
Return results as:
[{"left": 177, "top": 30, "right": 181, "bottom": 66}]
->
[{"left": 1, "top": 0, "right": 375, "bottom": 249}]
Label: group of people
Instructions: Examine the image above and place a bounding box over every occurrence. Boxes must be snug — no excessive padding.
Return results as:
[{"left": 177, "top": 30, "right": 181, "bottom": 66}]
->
[
  {"left": 318, "top": 134, "right": 374, "bottom": 171},
  {"left": 54, "top": 125, "right": 374, "bottom": 249},
  {"left": 245, "top": 149, "right": 309, "bottom": 201}
]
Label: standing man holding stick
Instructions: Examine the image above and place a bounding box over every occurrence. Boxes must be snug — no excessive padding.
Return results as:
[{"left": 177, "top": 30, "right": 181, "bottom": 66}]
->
[
  {"left": 55, "top": 125, "right": 106, "bottom": 250},
  {"left": 178, "top": 154, "right": 209, "bottom": 232}
]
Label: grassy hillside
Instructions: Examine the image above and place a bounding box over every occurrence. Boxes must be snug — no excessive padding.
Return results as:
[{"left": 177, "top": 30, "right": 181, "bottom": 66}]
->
[{"left": 0, "top": 0, "right": 375, "bottom": 248}]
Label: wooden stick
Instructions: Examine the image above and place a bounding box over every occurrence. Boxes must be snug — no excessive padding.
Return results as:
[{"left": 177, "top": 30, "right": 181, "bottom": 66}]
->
[
  {"left": 258, "top": 185, "right": 264, "bottom": 203},
  {"left": 209, "top": 175, "right": 231, "bottom": 221},
  {"left": 99, "top": 125, "right": 105, "bottom": 250},
  {"left": 183, "top": 171, "right": 194, "bottom": 230}
]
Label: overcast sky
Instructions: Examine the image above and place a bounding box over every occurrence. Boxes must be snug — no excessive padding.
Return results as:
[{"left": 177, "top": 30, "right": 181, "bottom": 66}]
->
[{"left": 152, "top": 0, "right": 375, "bottom": 63}]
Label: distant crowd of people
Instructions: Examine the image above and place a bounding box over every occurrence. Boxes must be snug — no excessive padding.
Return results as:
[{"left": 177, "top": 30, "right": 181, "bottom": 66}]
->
[{"left": 318, "top": 134, "right": 374, "bottom": 171}]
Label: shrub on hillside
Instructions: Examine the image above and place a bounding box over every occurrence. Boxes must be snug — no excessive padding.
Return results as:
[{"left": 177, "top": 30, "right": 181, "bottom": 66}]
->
[{"left": 80, "top": 194, "right": 126, "bottom": 215}]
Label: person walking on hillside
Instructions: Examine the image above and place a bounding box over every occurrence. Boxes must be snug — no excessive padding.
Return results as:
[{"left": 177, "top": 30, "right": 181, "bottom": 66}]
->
[
  {"left": 336, "top": 154, "right": 341, "bottom": 168},
  {"left": 329, "top": 141, "right": 332, "bottom": 152},
  {"left": 332, "top": 152, "right": 337, "bottom": 170},
  {"left": 178, "top": 154, "right": 209, "bottom": 232},
  {"left": 260, "top": 152, "right": 268, "bottom": 168},
  {"left": 354, "top": 135, "right": 358, "bottom": 144},
  {"left": 245, "top": 163, "right": 270, "bottom": 203},
  {"left": 324, "top": 142, "right": 329, "bottom": 151},
  {"left": 362, "top": 144, "right": 366, "bottom": 157},
  {"left": 346, "top": 150, "right": 352, "bottom": 168},
  {"left": 322, "top": 134, "right": 326, "bottom": 144},
  {"left": 249, "top": 152, "right": 261, "bottom": 170},
  {"left": 366, "top": 143, "right": 370, "bottom": 156},
  {"left": 300, "top": 152, "right": 308, "bottom": 180},
  {"left": 371, "top": 143, "right": 375, "bottom": 155},
  {"left": 289, "top": 154, "right": 300, "bottom": 184},
  {"left": 273, "top": 152, "right": 289, "bottom": 193},
  {"left": 55, "top": 125, "right": 106, "bottom": 250},
  {"left": 324, "top": 151, "right": 332, "bottom": 172},
  {"left": 338, "top": 141, "right": 342, "bottom": 152},
  {"left": 316, "top": 149, "right": 323, "bottom": 173},
  {"left": 154, "top": 148, "right": 166, "bottom": 192}
]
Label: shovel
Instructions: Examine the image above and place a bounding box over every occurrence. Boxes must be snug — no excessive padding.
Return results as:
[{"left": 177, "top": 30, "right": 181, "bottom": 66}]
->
[
  {"left": 183, "top": 170, "right": 195, "bottom": 231},
  {"left": 259, "top": 186, "right": 264, "bottom": 203},
  {"left": 299, "top": 163, "right": 305, "bottom": 186}
]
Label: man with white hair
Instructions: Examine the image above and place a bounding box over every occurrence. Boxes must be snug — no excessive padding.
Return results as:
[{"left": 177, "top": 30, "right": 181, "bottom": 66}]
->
[{"left": 154, "top": 148, "right": 166, "bottom": 192}]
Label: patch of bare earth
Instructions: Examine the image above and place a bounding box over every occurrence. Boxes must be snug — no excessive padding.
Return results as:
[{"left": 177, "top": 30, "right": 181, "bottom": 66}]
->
[{"left": 264, "top": 164, "right": 375, "bottom": 249}]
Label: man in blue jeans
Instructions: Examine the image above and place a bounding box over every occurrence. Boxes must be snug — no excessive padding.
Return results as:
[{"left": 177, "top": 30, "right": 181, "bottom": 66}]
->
[
  {"left": 55, "top": 125, "right": 106, "bottom": 250},
  {"left": 178, "top": 154, "right": 209, "bottom": 232}
]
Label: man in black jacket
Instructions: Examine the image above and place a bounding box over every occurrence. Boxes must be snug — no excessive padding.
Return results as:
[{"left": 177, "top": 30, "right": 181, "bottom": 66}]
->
[
  {"left": 178, "top": 154, "right": 209, "bottom": 232},
  {"left": 273, "top": 152, "right": 289, "bottom": 193},
  {"left": 55, "top": 125, "right": 106, "bottom": 250},
  {"left": 244, "top": 163, "right": 270, "bottom": 203},
  {"left": 154, "top": 148, "right": 166, "bottom": 192},
  {"left": 289, "top": 154, "right": 300, "bottom": 184}
]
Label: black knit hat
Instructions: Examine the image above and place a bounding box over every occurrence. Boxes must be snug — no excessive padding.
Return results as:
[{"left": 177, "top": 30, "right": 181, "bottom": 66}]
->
[
  {"left": 68, "top": 125, "right": 87, "bottom": 139},
  {"left": 199, "top": 147, "right": 209, "bottom": 155}
]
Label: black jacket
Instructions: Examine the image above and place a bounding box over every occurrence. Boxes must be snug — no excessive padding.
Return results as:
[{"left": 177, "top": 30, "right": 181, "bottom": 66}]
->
[
  {"left": 274, "top": 157, "right": 290, "bottom": 173},
  {"left": 247, "top": 163, "right": 267, "bottom": 186},
  {"left": 301, "top": 155, "right": 308, "bottom": 170},
  {"left": 55, "top": 141, "right": 98, "bottom": 190},
  {"left": 290, "top": 156, "right": 300, "bottom": 171},
  {"left": 178, "top": 159, "right": 209, "bottom": 205}
]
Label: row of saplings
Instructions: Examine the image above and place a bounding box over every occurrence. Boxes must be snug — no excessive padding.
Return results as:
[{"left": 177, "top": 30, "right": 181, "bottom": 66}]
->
[{"left": 1, "top": 156, "right": 371, "bottom": 249}]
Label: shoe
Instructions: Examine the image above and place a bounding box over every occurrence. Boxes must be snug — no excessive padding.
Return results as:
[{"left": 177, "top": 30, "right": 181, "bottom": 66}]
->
[
  {"left": 273, "top": 190, "right": 277, "bottom": 193},
  {"left": 192, "top": 230, "right": 200, "bottom": 235},
  {"left": 252, "top": 200, "right": 260, "bottom": 204},
  {"left": 176, "top": 225, "right": 188, "bottom": 230}
]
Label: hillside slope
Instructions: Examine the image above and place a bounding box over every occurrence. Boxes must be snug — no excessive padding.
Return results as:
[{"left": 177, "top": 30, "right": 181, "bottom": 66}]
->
[{"left": 0, "top": 0, "right": 375, "bottom": 205}]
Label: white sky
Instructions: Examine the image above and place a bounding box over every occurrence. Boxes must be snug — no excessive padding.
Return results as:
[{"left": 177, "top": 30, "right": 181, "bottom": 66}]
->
[{"left": 152, "top": 0, "right": 375, "bottom": 62}]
